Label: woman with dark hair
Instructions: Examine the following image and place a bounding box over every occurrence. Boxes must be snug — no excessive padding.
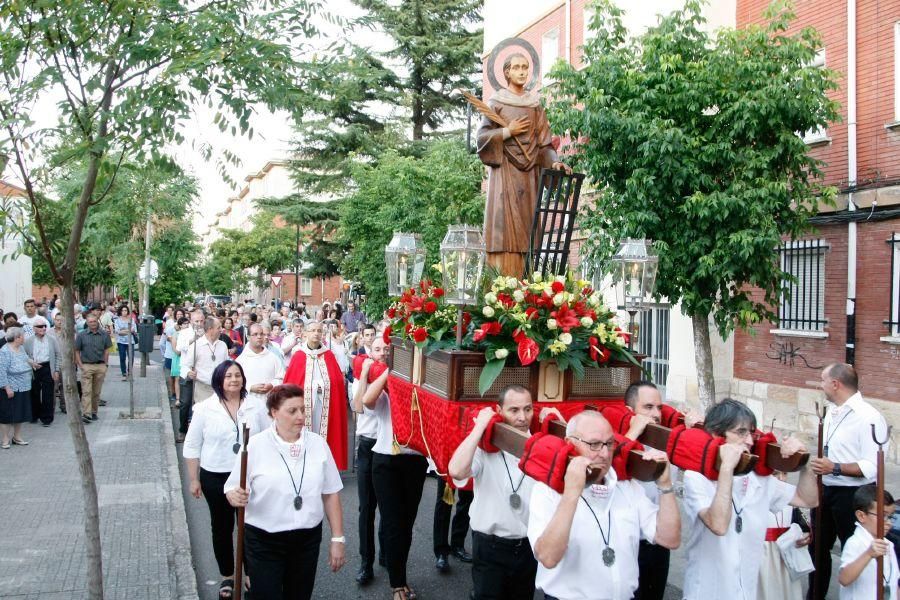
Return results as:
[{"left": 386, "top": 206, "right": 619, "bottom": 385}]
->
[
  {"left": 113, "top": 305, "right": 136, "bottom": 380},
  {"left": 183, "top": 360, "right": 268, "bottom": 599},
  {"left": 226, "top": 384, "right": 346, "bottom": 600},
  {"left": 223, "top": 317, "right": 243, "bottom": 359}
]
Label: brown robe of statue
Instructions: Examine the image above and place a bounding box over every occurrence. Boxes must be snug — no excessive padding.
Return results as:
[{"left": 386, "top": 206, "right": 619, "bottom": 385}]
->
[{"left": 477, "top": 88, "right": 559, "bottom": 278}]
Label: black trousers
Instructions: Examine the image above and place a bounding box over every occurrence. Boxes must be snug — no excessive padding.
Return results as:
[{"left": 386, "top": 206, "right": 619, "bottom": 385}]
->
[
  {"left": 433, "top": 477, "right": 473, "bottom": 556},
  {"left": 372, "top": 452, "right": 427, "bottom": 588},
  {"left": 244, "top": 522, "right": 321, "bottom": 600},
  {"left": 30, "top": 363, "right": 55, "bottom": 425},
  {"left": 807, "top": 485, "right": 860, "bottom": 600},
  {"left": 471, "top": 531, "right": 537, "bottom": 600},
  {"left": 199, "top": 469, "right": 236, "bottom": 577},
  {"left": 178, "top": 378, "right": 195, "bottom": 434},
  {"left": 356, "top": 436, "right": 383, "bottom": 569},
  {"left": 635, "top": 540, "right": 670, "bottom": 600}
]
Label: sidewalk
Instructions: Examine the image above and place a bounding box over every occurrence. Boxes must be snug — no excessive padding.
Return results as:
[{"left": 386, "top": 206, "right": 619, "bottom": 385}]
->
[{"left": 0, "top": 357, "right": 196, "bottom": 600}]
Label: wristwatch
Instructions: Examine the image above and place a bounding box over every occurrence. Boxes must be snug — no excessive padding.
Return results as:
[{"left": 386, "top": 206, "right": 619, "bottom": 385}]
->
[
  {"left": 331, "top": 536, "right": 346, "bottom": 544},
  {"left": 831, "top": 463, "right": 842, "bottom": 477}
]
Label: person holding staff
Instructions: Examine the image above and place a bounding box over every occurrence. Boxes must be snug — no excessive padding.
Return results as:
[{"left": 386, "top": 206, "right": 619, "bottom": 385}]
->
[
  {"left": 225, "top": 384, "right": 345, "bottom": 600},
  {"left": 183, "top": 360, "right": 266, "bottom": 600},
  {"left": 808, "top": 363, "right": 890, "bottom": 600},
  {"left": 838, "top": 484, "right": 899, "bottom": 600}
]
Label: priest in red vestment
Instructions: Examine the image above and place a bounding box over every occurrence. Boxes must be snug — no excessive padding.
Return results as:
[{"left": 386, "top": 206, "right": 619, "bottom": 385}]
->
[{"left": 283, "top": 320, "right": 349, "bottom": 470}]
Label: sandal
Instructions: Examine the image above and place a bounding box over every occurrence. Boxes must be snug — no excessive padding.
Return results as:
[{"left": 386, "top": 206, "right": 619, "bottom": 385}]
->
[
  {"left": 392, "top": 588, "right": 408, "bottom": 600},
  {"left": 405, "top": 586, "right": 417, "bottom": 600},
  {"left": 1, "top": 442, "right": 9, "bottom": 450},
  {"left": 11, "top": 438, "right": 28, "bottom": 446},
  {"left": 218, "top": 578, "right": 234, "bottom": 599}
]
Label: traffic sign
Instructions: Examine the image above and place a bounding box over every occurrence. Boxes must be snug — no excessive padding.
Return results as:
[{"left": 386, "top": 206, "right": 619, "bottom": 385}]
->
[
  {"left": 271, "top": 275, "right": 283, "bottom": 287},
  {"left": 138, "top": 259, "right": 159, "bottom": 285}
]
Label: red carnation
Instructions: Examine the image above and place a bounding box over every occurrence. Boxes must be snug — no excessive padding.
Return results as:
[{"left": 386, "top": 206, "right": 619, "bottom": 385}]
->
[
  {"left": 387, "top": 307, "right": 397, "bottom": 319},
  {"left": 412, "top": 327, "right": 428, "bottom": 343},
  {"left": 424, "top": 301, "right": 438, "bottom": 314},
  {"left": 462, "top": 311, "right": 472, "bottom": 326},
  {"left": 551, "top": 281, "right": 565, "bottom": 294},
  {"left": 383, "top": 326, "right": 392, "bottom": 344},
  {"left": 404, "top": 322, "right": 413, "bottom": 334},
  {"left": 517, "top": 337, "right": 539, "bottom": 366},
  {"left": 432, "top": 288, "right": 445, "bottom": 298},
  {"left": 582, "top": 286, "right": 593, "bottom": 296}
]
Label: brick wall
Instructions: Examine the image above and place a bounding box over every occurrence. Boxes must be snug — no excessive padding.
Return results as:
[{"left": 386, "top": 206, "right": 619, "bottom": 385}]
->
[{"left": 271, "top": 273, "right": 345, "bottom": 312}]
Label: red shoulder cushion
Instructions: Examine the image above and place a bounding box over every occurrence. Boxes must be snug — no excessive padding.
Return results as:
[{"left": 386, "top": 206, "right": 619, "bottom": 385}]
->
[
  {"left": 352, "top": 354, "right": 388, "bottom": 382},
  {"left": 596, "top": 404, "right": 634, "bottom": 435},
  {"left": 666, "top": 425, "right": 725, "bottom": 480},
  {"left": 660, "top": 404, "right": 685, "bottom": 428},
  {"left": 752, "top": 431, "right": 779, "bottom": 476},
  {"left": 611, "top": 434, "right": 644, "bottom": 481},
  {"left": 477, "top": 413, "right": 505, "bottom": 454},
  {"left": 518, "top": 432, "right": 578, "bottom": 494}
]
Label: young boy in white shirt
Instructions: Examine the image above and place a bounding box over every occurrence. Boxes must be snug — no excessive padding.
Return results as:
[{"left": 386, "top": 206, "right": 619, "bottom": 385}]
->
[{"left": 839, "top": 484, "right": 899, "bottom": 600}]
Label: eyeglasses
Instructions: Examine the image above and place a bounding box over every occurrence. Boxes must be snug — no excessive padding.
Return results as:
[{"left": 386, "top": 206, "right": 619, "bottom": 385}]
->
[
  {"left": 864, "top": 512, "right": 896, "bottom": 521},
  {"left": 570, "top": 436, "right": 617, "bottom": 453},
  {"left": 727, "top": 427, "right": 757, "bottom": 438}
]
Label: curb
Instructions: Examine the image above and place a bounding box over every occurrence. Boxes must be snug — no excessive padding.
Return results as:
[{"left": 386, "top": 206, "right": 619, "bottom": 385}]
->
[{"left": 156, "top": 368, "right": 201, "bottom": 600}]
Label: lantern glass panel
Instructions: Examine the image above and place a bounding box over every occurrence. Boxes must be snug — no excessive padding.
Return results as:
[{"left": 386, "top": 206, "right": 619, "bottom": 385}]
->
[
  {"left": 385, "top": 232, "right": 426, "bottom": 296},
  {"left": 439, "top": 225, "right": 485, "bottom": 306}
]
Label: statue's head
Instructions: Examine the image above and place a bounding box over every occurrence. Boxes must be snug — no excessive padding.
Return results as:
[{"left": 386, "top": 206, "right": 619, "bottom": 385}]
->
[{"left": 502, "top": 53, "right": 530, "bottom": 87}]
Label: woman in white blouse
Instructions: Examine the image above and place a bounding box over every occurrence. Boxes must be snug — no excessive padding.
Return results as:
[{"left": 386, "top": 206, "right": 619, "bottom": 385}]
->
[
  {"left": 183, "top": 360, "right": 267, "bottom": 600},
  {"left": 226, "top": 384, "right": 346, "bottom": 600}
]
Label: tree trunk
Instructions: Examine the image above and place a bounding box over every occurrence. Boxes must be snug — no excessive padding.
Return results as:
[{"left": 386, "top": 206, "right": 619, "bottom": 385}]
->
[
  {"left": 59, "top": 286, "right": 105, "bottom": 599},
  {"left": 691, "top": 312, "right": 716, "bottom": 411}
]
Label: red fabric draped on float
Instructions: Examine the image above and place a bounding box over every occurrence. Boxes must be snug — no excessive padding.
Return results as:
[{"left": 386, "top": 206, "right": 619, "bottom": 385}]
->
[{"left": 385, "top": 374, "right": 625, "bottom": 476}]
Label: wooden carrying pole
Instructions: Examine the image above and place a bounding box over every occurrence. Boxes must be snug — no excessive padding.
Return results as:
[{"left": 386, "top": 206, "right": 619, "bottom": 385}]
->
[
  {"left": 234, "top": 425, "right": 250, "bottom": 600},
  {"left": 872, "top": 423, "right": 892, "bottom": 600},
  {"left": 813, "top": 402, "right": 827, "bottom": 600}
]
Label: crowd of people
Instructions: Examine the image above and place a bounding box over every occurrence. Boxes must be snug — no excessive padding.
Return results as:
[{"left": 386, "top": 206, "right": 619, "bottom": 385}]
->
[{"left": 1, "top": 294, "right": 897, "bottom": 600}]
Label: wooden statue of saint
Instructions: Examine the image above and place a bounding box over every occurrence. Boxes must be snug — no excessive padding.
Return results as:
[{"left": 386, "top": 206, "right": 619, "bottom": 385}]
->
[{"left": 477, "top": 53, "right": 571, "bottom": 277}]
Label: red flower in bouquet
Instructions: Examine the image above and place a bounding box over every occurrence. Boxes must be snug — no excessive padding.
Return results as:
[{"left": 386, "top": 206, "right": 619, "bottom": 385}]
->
[
  {"left": 424, "top": 301, "right": 438, "bottom": 314},
  {"left": 408, "top": 295, "right": 425, "bottom": 312},
  {"left": 387, "top": 307, "right": 397, "bottom": 319},
  {"left": 473, "top": 321, "right": 502, "bottom": 342},
  {"left": 524, "top": 307, "right": 539, "bottom": 320},
  {"left": 412, "top": 327, "right": 428, "bottom": 343},
  {"left": 550, "top": 304, "right": 581, "bottom": 332},
  {"left": 535, "top": 291, "right": 554, "bottom": 309},
  {"left": 432, "top": 287, "right": 445, "bottom": 298},
  {"left": 551, "top": 280, "right": 565, "bottom": 294},
  {"left": 581, "top": 286, "right": 593, "bottom": 296},
  {"left": 615, "top": 326, "right": 631, "bottom": 345},
  {"left": 404, "top": 322, "right": 413, "bottom": 334},
  {"left": 517, "top": 336, "right": 539, "bottom": 366},
  {"left": 589, "top": 336, "right": 611, "bottom": 364},
  {"left": 496, "top": 292, "right": 516, "bottom": 308},
  {"left": 383, "top": 326, "right": 392, "bottom": 344}
]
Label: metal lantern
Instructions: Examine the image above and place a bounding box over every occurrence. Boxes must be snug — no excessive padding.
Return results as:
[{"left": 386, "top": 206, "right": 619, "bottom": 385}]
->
[
  {"left": 385, "top": 232, "right": 426, "bottom": 296},
  {"left": 439, "top": 225, "right": 486, "bottom": 306},
  {"left": 611, "top": 238, "right": 659, "bottom": 349}
]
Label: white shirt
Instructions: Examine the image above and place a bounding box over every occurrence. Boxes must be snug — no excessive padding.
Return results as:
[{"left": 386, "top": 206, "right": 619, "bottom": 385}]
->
[
  {"left": 183, "top": 394, "right": 268, "bottom": 472},
  {"left": 19, "top": 314, "right": 39, "bottom": 338},
  {"left": 176, "top": 326, "right": 202, "bottom": 355},
  {"left": 839, "top": 523, "right": 899, "bottom": 600},
  {"left": 682, "top": 471, "right": 796, "bottom": 600},
  {"left": 371, "top": 388, "right": 420, "bottom": 456},
  {"left": 280, "top": 332, "right": 304, "bottom": 359},
  {"left": 224, "top": 427, "right": 343, "bottom": 533},
  {"left": 455, "top": 448, "right": 533, "bottom": 539},
  {"left": 351, "top": 379, "right": 378, "bottom": 439},
  {"left": 527, "top": 469, "right": 658, "bottom": 600},
  {"left": 180, "top": 336, "right": 229, "bottom": 385},
  {"left": 236, "top": 346, "right": 285, "bottom": 400},
  {"left": 822, "top": 392, "right": 889, "bottom": 486},
  {"left": 31, "top": 335, "right": 50, "bottom": 363}
]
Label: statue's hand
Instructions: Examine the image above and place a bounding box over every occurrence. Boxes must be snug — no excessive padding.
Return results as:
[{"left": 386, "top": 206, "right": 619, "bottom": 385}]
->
[
  {"left": 507, "top": 117, "right": 530, "bottom": 137},
  {"left": 552, "top": 161, "right": 573, "bottom": 175}
]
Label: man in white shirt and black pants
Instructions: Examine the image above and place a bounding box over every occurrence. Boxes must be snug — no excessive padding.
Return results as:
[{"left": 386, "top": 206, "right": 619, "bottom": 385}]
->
[
  {"left": 529, "top": 410, "right": 681, "bottom": 600},
  {"left": 807, "top": 363, "right": 890, "bottom": 600},
  {"left": 351, "top": 335, "right": 386, "bottom": 586},
  {"left": 449, "top": 385, "right": 537, "bottom": 600},
  {"left": 181, "top": 317, "right": 228, "bottom": 408}
]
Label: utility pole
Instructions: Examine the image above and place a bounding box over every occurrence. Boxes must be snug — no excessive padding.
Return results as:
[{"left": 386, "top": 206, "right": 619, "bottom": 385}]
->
[{"left": 295, "top": 223, "right": 300, "bottom": 306}]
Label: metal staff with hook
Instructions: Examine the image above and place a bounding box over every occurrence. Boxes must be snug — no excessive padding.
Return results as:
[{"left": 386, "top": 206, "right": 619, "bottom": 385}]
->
[
  {"left": 871, "top": 422, "right": 892, "bottom": 600},
  {"left": 234, "top": 424, "right": 250, "bottom": 600},
  {"left": 813, "top": 401, "right": 828, "bottom": 600}
]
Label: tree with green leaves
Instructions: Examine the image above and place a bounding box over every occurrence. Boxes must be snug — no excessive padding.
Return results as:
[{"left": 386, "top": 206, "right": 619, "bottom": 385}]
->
[
  {"left": 0, "top": 1, "right": 321, "bottom": 596},
  {"left": 548, "top": 0, "right": 839, "bottom": 407},
  {"left": 339, "top": 139, "right": 484, "bottom": 316}
]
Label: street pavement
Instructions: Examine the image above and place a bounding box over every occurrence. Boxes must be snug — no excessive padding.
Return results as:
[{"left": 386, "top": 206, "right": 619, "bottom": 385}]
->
[{"left": 0, "top": 344, "right": 879, "bottom": 599}]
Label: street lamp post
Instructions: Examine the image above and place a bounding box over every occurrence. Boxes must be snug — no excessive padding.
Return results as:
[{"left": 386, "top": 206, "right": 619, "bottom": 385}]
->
[
  {"left": 611, "top": 238, "right": 659, "bottom": 351},
  {"left": 439, "top": 225, "right": 485, "bottom": 346}
]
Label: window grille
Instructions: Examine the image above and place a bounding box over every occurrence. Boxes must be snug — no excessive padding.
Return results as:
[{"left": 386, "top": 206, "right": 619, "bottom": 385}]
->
[
  {"left": 638, "top": 306, "right": 670, "bottom": 396},
  {"left": 778, "top": 240, "right": 827, "bottom": 332},
  {"left": 887, "top": 233, "right": 900, "bottom": 336}
]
